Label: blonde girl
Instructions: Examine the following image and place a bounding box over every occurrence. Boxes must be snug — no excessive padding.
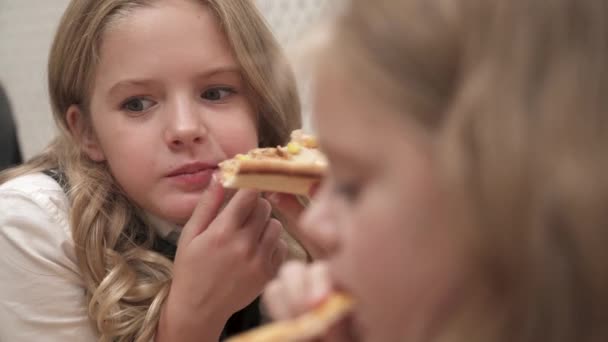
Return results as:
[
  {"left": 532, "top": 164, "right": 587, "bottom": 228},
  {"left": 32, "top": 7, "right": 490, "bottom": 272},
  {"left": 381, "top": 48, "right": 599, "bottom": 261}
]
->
[
  {"left": 0, "top": 0, "right": 308, "bottom": 341},
  {"left": 264, "top": 0, "right": 608, "bottom": 341}
]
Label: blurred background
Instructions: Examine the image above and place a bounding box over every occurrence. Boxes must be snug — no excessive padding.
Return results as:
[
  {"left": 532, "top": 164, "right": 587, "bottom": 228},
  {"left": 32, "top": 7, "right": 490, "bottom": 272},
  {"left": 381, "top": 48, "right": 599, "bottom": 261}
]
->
[{"left": 0, "top": 0, "right": 336, "bottom": 161}]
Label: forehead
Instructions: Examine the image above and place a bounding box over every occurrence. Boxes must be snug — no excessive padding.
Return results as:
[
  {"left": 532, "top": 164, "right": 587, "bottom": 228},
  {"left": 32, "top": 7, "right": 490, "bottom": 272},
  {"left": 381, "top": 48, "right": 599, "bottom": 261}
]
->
[
  {"left": 96, "top": 1, "right": 235, "bottom": 81},
  {"left": 313, "top": 60, "right": 368, "bottom": 135},
  {"left": 312, "top": 58, "right": 395, "bottom": 154},
  {"left": 311, "top": 55, "right": 435, "bottom": 171}
]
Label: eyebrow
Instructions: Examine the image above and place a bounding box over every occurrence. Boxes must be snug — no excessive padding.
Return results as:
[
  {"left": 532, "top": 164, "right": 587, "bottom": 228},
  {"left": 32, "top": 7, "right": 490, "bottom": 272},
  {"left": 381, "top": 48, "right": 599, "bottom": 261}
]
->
[
  {"left": 320, "top": 137, "right": 356, "bottom": 164},
  {"left": 107, "top": 65, "right": 242, "bottom": 97},
  {"left": 195, "top": 65, "right": 241, "bottom": 79},
  {"left": 108, "top": 79, "right": 156, "bottom": 98}
]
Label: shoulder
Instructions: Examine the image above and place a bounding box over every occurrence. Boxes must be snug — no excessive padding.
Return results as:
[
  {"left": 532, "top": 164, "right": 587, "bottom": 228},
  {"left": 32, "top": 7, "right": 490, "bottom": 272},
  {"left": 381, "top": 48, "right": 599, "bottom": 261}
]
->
[
  {"left": 0, "top": 172, "right": 70, "bottom": 234},
  {"left": 1, "top": 171, "right": 66, "bottom": 195},
  {"left": 0, "top": 171, "right": 81, "bottom": 276},
  {"left": 0, "top": 173, "right": 96, "bottom": 340},
  {"left": 0, "top": 172, "right": 77, "bottom": 269}
]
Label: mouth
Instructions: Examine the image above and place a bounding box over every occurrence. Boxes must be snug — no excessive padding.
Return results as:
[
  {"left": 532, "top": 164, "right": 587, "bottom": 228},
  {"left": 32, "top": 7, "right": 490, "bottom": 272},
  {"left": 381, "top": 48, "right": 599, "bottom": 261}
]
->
[
  {"left": 166, "top": 162, "right": 218, "bottom": 189},
  {"left": 328, "top": 283, "right": 364, "bottom": 340},
  {"left": 167, "top": 162, "right": 218, "bottom": 177},
  {"left": 349, "top": 310, "right": 366, "bottom": 341}
]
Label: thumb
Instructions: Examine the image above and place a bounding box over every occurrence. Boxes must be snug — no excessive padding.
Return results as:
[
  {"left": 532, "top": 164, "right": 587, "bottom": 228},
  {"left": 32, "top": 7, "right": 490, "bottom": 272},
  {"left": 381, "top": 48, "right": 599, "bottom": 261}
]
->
[
  {"left": 267, "top": 193, "right": 305, "bottom": 225},
  {"left": 178, "top": 174, "right": 225, "bottom": 246}
]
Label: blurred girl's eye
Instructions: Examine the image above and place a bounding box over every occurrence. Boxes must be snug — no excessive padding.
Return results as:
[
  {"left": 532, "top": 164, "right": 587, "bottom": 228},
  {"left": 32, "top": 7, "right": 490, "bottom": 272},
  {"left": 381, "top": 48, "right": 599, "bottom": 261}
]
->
[
  {"left": 334, "top": 182, "right": 361, "bottom": 202},
  {"left": 201, "top": 87, "right": 235, "bottom": 101},
  {"left": 121, "top": 97, "right": 156, "bottom": 113}
]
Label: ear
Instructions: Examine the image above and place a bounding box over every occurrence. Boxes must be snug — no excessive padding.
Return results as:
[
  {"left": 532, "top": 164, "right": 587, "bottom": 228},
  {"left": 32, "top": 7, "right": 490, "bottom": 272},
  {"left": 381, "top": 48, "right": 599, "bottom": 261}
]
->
[{"left": 66, "top": 104, "right": 105, "bottom": 161}]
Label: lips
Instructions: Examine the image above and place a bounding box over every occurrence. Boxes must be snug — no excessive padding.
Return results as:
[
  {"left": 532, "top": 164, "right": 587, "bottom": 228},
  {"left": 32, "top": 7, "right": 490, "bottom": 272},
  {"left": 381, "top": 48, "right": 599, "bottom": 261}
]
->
[
  {"left": 167, "top": 162, "right": 217, "bottom": 177},
  {"left": 166, "top": 162, "right": 218, "bottom": 190}
]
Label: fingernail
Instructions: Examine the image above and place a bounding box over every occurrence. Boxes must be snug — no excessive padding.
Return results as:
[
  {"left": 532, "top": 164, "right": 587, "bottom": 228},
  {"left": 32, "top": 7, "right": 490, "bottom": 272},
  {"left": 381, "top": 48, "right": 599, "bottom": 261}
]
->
[
  {"left": 211, "top": 171, "right": 220, "bottom": 183},
  {"left": 308, "top": 183, "right": 320, "bottom": 197},
  {"left": 310, "top": 288, "right": 329, "bottom": 307},
  {"left": 267, "top": 193, "right": 281, "bottom": 205}
]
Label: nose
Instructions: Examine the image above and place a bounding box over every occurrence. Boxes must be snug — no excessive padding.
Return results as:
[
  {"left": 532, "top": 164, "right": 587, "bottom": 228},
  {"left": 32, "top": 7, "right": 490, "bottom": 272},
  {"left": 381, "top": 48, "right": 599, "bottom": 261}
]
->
[
  {"left": 164, "top": 97, "right": 207, "bottom": 149},
  {"left": 299, "top": 181, "right": 340, "bottom": 258}
]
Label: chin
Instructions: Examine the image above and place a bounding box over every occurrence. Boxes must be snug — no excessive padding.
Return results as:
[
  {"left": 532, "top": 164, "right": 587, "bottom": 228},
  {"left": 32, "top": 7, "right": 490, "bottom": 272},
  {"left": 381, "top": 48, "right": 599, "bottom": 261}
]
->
[{"left": 160, "top": 201, "right": 199, "bottom": 226}]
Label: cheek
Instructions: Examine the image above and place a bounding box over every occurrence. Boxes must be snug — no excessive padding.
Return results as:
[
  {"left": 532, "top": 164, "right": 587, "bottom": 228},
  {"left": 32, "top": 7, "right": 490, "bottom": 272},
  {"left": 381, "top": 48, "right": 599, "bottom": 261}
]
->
[
  {"left": 334, "top": 183, "right": 462, "bottom": 340},
  {"left": 208, "top": 104, "right": 259, "bottom": 157},
  {"left": 93, "top": 117, "right": 158, "bottom": 175},
  {"left": 330, "top": 197, "right": 409, "bottom": 332},
  {"left": 331, "top": 192, "right": 401, "bottom": 285}
]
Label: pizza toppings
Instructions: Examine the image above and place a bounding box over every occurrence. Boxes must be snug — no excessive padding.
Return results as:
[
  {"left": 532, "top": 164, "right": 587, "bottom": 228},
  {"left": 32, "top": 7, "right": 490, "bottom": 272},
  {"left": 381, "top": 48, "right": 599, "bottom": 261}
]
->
[{"left": 218, "top": 130, "right": 327, "bottom": 195}]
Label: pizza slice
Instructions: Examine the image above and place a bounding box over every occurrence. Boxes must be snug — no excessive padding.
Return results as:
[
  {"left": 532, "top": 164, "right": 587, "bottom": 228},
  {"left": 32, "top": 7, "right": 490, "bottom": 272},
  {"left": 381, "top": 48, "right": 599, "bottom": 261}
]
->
[
  {"left": 219, "top": 130, "right": 327, "bottom": 195},
  {"left": 225, "top": 293, "right": 354, "bottom": 342}
]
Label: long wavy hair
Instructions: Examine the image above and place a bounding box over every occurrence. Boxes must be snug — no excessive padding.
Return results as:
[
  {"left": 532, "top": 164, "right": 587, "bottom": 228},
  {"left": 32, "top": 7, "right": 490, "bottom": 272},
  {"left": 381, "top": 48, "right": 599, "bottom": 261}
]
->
[
  {"left": 0, "top": 0, "right": 301, "bottom": 341},
  {"left": 329, "top": 0, "right": 608, "bottom": 341}
]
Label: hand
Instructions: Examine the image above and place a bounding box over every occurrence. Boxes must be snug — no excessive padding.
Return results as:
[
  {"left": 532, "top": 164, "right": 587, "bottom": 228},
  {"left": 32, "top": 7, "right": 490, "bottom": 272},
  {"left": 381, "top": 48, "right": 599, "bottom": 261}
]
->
[
  {"left": 157, "top": 177, "right": 289, "bottom": 341},
  {"left": 263, "top": 261, "right": 354, "bottom": 342},
  {"left": 266, "top": 182, "right": 336, "bottom": 259}
]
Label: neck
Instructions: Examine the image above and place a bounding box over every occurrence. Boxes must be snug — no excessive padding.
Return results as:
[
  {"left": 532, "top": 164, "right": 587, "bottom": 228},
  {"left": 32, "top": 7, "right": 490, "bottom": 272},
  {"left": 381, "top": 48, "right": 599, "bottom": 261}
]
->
[{"left": 139, "top": 210, "right": 183, "bottom": 245}]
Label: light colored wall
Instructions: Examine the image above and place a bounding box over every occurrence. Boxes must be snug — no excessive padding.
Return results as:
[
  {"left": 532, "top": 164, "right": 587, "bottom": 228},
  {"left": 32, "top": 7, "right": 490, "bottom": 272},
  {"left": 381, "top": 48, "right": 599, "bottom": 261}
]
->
[
  {"left": 0, "top": 1, "right": 71, "bottom": 159},
  {"left": 0, "top": 0, "right": 331, "bottom": 159}
]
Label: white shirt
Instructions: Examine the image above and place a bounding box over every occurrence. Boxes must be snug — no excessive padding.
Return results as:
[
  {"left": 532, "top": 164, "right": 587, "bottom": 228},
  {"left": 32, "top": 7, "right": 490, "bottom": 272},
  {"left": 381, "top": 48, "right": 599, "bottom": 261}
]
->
[{"left": 0, "top": 173, "right": 177, "bottom": 341}]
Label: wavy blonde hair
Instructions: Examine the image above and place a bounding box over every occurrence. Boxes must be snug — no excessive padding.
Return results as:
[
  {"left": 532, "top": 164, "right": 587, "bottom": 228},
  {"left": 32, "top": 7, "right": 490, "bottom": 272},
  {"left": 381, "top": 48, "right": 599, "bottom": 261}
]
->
[
  {"left": 0, "top": 0, "right": 300, "bottom": 341},
  {"left": 330, "top": 0, "right": 608, "bottom": 341}
]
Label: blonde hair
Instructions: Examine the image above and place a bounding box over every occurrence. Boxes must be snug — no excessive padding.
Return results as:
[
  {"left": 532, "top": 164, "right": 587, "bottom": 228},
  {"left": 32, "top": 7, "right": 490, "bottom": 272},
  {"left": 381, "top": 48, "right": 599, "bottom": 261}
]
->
[
  {"left": 0, "top": 0, "right": 301, "bottom": 341},
  {"left": 331, "top": 0, "right": 608, "bottom": 341}
]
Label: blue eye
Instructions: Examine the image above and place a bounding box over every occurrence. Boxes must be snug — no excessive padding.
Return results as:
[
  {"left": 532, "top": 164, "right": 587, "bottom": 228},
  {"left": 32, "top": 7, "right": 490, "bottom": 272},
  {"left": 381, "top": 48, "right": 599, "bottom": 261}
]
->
[
  {"left": 122, "top": 97, "right": 156, "bottom": 112},
  {"left": 201, "top": 87, "right": 235, "bottom": 101}
]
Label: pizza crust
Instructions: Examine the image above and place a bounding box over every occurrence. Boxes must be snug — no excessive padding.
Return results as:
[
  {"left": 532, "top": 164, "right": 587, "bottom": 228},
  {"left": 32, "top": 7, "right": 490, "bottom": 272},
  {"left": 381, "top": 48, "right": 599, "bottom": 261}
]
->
[
  {"left": 225, "top": 293, "right": 354, "bottom": 342},
  {"left": 222, "top": 173, "right": 321, "bottom": 196}
]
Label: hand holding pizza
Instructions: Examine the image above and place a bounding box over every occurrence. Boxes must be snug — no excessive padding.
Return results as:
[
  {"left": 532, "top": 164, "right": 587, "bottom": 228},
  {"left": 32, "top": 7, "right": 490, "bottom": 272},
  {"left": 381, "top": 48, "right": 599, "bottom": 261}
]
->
[
  {"left": 226, "top": 261, "right": 355, "bottom": 342},
  {"left": 219, "top": 130, "right": 332, "bottom": 259}
]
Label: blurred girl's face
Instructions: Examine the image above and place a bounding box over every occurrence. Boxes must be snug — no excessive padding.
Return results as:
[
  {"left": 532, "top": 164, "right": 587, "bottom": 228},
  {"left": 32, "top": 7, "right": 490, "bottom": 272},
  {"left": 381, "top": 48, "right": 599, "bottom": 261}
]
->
[{"left": 302, "top": 59, "right": 467, "bottom": 341}]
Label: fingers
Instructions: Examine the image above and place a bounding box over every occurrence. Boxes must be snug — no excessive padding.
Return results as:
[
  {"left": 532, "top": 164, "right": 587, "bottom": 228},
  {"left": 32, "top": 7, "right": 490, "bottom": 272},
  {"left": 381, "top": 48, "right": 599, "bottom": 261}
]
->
[
  {"left": 264, "top": 261, "right": 334, "bottom": 321},
  {"left": 264, "top": 261, "right": 308, "bottom": 320},
  {"left": 272, "top": 239, "right": 288, "bottom": 271},
  {"left": 308, "top": 181, "right": 321, "bottom": 197},
  {"left": 213, "top": 188, "right": 260, "bottom": 233},
  {"left": 257, "top": 219, "right": 287, "bottom": 275},
  {"left": 280, "top": 262, "right": 310, "bottom": 314},
  {"left": 179, "top": 175, "right": 225, "bottom": 246},
  {"left": 299, "top": 205, "right": 338, "bottom": 258},
  {"left": 267, "top": 193, "right": 304, "bottom": 227},
  {"left": 258, "top": 218, "right": 282, "bottom": 252},
  {"left": 308, "top": 262, "right": 332, "bottom": 306},
  {"left": 264, "top": 261, "right": 349, "bottom": 342},
  {"left": 240, "top": 198, "right": 273, "bottom": 244},
  {"left": 299, "top": 183, "right": 341, "bottom": 258},
  {"left": 269, "top": 195, "right": 336, "bottom": 260}
]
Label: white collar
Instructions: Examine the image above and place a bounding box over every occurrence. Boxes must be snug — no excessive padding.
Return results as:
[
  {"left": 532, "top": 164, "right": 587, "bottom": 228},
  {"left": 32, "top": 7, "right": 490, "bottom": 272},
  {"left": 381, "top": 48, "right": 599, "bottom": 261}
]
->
[{"left": 141, "top": 212, "right": 183, "bottom": 245}]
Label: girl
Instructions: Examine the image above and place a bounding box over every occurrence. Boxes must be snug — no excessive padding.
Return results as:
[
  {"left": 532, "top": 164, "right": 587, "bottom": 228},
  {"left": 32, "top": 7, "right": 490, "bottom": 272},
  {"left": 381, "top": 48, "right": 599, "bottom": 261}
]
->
[
  {"left": 0, "top": 0, "right": 309, "bottom": 341},
  {"left": 264, "top": 0, "right": 608, "bottom": 341}
]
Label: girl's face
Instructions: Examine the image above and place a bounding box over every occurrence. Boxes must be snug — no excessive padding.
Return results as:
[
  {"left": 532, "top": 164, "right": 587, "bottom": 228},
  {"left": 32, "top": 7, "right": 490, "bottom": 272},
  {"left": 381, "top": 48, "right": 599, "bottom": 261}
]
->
[
  {"left": 81, "top": 0, "right": 258, "bottom": 224},
  {"left": 302, "top": 60, "right": 467, "bottom": 341}
]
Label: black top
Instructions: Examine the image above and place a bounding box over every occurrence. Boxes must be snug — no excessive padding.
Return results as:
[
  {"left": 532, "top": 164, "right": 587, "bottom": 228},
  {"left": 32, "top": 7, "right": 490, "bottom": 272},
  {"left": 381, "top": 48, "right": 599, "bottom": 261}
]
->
[
  {"left": 154, "top": 236, "right": 262, "bottom": 340},
  {"left": 44, "top": 169, "right": 262, "bottom": 340}
]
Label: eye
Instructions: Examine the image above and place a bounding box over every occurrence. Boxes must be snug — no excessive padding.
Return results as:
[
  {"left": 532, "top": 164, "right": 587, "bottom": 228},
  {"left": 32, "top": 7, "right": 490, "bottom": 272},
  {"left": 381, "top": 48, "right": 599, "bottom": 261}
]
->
[
  {"left": 334, "top": 182, "right": 361, "bottom": 202},
  {"left": 122, "top": 97, "right": 156, "bottom": 113},
  {"left": 201, "top": 87, "right": 235, "bottom": 101}
]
